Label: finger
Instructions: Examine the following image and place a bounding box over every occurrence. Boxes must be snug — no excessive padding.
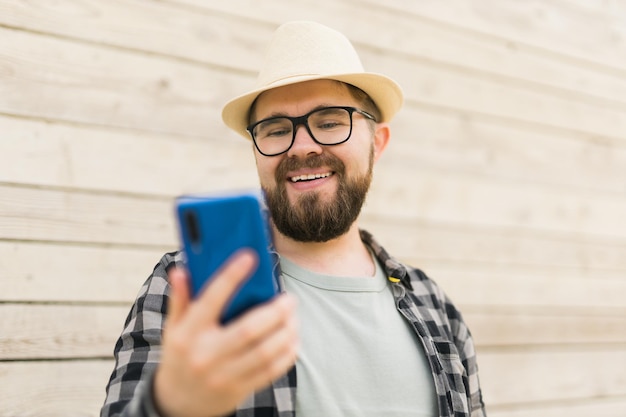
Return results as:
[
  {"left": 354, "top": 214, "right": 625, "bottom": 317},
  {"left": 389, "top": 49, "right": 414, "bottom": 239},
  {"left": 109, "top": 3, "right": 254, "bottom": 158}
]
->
[
  {"left": 166, "top": 267, "right": 190, "bottom": 325},
  {"left": 185, "top": 249, "right": 258, "bottom": 328}
]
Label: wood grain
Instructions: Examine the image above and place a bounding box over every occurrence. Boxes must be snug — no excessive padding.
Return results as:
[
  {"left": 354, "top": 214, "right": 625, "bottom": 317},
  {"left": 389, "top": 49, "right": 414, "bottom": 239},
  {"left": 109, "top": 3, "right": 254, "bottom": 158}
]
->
[
  {"left": 0, "top": 360, "right": 112, "bottom": 417},
  {"left": 0, "top": 115, "right": 258, "bottom": 196},
  {"left": 0, "top": 241, "right": 165, "bottom": 303},
  {"left": 479, "top": 348, "right": 626, "bottom": 405},
  {"left": 0, "top": 304, "right": 129, "bottom": 359}
]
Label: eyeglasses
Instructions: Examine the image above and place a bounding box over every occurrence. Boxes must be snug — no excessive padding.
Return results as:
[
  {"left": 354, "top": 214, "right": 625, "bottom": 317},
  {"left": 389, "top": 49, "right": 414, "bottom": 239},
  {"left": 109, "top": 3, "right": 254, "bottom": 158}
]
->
[{"left": 246, "top": 106, "right": 376, "bottom": 157}]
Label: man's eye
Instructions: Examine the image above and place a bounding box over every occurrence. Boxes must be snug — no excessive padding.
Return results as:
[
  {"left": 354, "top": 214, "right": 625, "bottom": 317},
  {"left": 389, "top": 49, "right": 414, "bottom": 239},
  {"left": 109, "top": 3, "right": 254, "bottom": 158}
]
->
[
  {"left": 317, "top": 120, "right": 343, "bottom": 130},
  {"left": 265, "top": 128, "right": 291, "bottom": 137}
]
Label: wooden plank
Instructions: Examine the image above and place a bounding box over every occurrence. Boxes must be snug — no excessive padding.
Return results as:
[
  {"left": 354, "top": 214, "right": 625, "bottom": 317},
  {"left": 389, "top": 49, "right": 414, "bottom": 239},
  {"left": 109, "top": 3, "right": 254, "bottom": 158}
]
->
[
  {"left": 361, "top": 215, "right": 626, "bottom": 274},
  {"left": 0, "top": 26, "right": 250, "bottom": 138},
  {"left": 0, "top": 304, "right": 129, "bottom": 360},
  {"left": 424, "top": 269, "right": 626, "bottom": 311},
  {"left": 0, "top": 359, "right": 112, "bottom": 417},
  {"left": 0, "top": 115, "right": 259, "bottom": 196},
  {"left": 4, "top": 0, "right": 626, "bottom": 105},
  {"left": 0, "top": 241, "right": 167, "bottom": 303},
  {"left": 479, "top": 348, "right": 626, "bottom": 406},
  {"left": 489, "top": 397, "right": 626, "bottom": 417},
  {"left": 465, "top": 312, "right": 626, "bottom": 347},
  {"left": 367, "top": 165, "right": 626, "bottom": 239},
  {"left": 0, "top": 184, "right": 175, "bottom": 246},
  {"left": 3, "top": 303, "right": 624, "bottom": 362}
]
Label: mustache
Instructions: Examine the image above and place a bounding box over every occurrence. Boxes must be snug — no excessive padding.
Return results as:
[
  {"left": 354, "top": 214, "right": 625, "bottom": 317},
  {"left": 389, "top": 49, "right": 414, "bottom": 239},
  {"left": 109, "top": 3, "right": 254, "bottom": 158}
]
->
[{"left": 275, "top": 153, "right": 345, "bottom": 182}]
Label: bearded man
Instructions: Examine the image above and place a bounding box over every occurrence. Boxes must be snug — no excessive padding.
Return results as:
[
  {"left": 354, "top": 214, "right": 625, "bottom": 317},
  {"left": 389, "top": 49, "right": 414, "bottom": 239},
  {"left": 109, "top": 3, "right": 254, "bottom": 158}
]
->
[{"left": 101, "top": 21, "right": 487, "bottom": 417}]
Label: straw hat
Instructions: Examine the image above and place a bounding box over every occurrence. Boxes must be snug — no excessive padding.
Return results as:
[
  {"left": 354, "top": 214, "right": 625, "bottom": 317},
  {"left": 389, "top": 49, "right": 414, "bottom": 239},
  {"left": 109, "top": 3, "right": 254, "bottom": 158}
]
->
[{"left": 221, "top": 21, "right": 404, "bottom": 139}]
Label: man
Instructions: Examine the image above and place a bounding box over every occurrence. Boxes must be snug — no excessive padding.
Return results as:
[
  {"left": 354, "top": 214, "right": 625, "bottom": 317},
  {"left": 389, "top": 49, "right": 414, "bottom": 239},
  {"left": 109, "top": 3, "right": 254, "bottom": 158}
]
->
[{"left": 102, "top": 21, "right": 487, "bottom": 417}]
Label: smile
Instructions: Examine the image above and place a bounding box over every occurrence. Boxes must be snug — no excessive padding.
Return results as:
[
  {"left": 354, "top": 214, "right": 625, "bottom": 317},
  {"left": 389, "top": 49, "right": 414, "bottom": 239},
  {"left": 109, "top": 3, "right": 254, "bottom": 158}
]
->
[{"left": 289, "top": 172, "right": 333, "bottom": 183}]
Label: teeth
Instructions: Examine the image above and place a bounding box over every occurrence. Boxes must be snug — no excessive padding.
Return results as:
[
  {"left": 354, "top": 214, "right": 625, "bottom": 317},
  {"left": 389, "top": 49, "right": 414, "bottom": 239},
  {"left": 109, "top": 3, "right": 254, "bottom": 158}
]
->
[{"left": 290, "top": 172, "right": 332, "bottom": 182}]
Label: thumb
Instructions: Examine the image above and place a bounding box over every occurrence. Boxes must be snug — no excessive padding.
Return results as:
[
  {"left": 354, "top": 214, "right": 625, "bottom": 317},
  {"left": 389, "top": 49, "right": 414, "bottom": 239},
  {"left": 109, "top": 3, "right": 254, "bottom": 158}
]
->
[{"left": 167, "top": 267, "right": 191, "bottom": 325}]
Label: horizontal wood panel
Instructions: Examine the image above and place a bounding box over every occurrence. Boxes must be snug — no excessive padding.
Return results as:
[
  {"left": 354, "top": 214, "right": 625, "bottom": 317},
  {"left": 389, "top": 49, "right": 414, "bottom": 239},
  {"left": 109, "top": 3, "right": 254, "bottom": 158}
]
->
[
  {"left": 368, "top": 165, "right": 626, "bottom": 239},
  {"left": 4, "top": 0, "right": 626, "bottom": 105},
  {"left": 2, "top": 303, "right": 624, "bottom": 361},
  {"left": 0, "top": 360, "right": 112, "bottom": 417},
  {"left": 425, "top": 269, "right": 626, "bottom": 311},
  {"left": 479, "top": 348, "right": 626, "bottom": 406},
  {"left": 0, "top": 241, "right": 166, "bottom": 303},
  {"left": 0, "top": 115, "right": 259, "bottom": 196},
  {"left": 0, "top": 184, "right": 175, "bottom": 246},
  {"left": 465, "top": 312, "right": 626, "bottom": 347},
  {"left": 0, "top": 304, "right": 129, "bottom": 359},
  {"left": 489, "top": 396, "right": 626, "bottom": 417}
]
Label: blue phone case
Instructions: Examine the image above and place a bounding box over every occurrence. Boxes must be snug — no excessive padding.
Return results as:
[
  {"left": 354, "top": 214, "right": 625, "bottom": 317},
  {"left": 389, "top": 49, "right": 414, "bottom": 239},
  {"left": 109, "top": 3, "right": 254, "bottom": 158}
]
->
[{"left": 175, "top": 191, "right": 278, "bottom": 323}]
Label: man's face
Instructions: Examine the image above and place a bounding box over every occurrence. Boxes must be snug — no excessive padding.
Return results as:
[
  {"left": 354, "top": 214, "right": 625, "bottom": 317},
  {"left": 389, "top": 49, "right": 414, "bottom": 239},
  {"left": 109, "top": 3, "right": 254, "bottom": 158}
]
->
[{"left": 250, "top": 79, "right": 389, "bottom": 242}]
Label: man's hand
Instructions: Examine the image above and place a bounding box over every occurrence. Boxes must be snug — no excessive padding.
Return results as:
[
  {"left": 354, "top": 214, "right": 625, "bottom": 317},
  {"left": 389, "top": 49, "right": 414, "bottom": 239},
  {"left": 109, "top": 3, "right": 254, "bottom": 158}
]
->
[{"left": 153, "top": 250, "right": 298, "bottom": 417}]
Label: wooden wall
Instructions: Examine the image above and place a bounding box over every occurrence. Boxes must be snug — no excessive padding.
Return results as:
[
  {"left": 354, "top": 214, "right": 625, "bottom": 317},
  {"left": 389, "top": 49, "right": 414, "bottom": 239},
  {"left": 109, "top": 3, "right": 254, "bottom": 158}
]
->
[{"left": 1, "top": 1, "right": 625, "bottom": 415}]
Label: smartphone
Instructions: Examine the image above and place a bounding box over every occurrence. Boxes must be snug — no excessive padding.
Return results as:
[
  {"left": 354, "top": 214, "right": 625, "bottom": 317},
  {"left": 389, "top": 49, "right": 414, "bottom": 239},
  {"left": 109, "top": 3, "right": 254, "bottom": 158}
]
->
[{"left": 175, "top": 190, "right": 279, "bottom": 323}]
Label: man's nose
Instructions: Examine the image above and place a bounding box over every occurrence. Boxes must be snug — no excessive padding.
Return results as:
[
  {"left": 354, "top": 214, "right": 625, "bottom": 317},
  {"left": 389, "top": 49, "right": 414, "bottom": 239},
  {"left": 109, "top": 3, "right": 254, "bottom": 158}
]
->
[{"left": 287, "top": 124, "right": 323, "bottom": 158}]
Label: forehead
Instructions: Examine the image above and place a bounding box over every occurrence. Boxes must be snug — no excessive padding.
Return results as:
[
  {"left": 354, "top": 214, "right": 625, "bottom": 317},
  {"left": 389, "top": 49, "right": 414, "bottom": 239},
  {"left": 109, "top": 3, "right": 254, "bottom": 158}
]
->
[{"left": 251, "top": 80, "right": 356, "bottom": 120}]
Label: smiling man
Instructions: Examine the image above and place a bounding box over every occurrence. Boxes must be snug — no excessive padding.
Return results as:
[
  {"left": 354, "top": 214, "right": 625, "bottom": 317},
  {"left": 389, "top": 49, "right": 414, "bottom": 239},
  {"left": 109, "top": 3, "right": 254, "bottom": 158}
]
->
[{"left": 101, "top": 21, "right": 487, "bottom": 417}]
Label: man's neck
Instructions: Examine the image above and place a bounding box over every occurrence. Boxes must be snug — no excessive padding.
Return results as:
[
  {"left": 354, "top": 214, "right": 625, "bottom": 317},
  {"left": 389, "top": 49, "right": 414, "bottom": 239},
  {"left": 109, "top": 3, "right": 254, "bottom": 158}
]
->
[{"left": 272, "top": 223, "right": 375, "bottom": 277}]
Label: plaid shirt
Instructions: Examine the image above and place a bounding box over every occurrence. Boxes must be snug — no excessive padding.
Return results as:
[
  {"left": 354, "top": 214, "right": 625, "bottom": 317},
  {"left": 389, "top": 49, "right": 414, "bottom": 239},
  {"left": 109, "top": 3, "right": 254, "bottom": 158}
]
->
[{"left": 101, "top": 229, "right": 487, "bottom": 417}]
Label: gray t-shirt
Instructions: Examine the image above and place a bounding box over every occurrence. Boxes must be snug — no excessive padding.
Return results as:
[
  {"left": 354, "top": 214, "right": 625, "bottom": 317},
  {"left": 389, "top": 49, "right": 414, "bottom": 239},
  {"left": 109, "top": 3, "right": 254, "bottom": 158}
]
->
[{"left": 280, "top": 254, "right": 438, "bottom": 417}]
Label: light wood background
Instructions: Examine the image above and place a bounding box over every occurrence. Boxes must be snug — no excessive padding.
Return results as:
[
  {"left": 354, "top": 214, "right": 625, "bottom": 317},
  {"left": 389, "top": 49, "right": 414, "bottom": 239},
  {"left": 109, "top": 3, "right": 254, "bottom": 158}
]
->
[{"left": 1, "top": 1, "right": 625, "bottom": 416}]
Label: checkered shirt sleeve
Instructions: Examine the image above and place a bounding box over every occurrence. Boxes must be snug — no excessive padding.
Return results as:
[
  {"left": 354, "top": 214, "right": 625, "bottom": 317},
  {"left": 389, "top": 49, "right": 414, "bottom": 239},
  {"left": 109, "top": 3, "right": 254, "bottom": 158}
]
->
[{"left": 100, "top": 251, "right": 183, "bottom": 417}]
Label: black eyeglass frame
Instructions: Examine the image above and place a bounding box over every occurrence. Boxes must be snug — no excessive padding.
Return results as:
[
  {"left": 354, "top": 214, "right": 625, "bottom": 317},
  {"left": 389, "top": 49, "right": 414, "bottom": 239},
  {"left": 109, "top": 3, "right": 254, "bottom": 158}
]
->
[{"left": 246, "top": 106, "right": 377, "bottom": 157}]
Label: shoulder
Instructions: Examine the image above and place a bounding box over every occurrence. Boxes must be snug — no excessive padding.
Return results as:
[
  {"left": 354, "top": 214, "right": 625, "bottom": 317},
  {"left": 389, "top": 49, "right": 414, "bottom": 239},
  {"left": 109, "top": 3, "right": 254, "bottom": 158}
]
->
[
  {"left": 140, "top": 250, "right": 184, "bottom": 294},
  {"left": 123, "top": 250, "right": 185, "bottom": 325},
  {"left": 361, "top": 229, "right": 466, "bottom": 334}
]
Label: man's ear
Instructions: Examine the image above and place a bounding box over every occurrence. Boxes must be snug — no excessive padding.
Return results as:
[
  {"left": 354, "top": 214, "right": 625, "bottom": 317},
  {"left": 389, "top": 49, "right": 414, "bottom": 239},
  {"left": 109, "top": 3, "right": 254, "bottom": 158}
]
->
[{"left": 373, "top": 123, "right": 391, "bottom": 162}]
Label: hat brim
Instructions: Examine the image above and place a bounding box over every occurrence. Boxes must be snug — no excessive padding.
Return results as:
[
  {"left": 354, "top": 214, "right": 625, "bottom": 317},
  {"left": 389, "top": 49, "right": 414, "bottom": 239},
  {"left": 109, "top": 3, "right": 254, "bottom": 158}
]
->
[{"left": 221, "top": 72, "right": 403, "bottom": 139}]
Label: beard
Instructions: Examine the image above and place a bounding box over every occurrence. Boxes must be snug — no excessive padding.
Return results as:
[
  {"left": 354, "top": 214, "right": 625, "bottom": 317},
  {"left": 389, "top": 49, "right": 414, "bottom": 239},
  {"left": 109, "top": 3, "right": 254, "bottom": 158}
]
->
[{"left": 263, "top": 147, "right": 374, "bottom": 243}]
